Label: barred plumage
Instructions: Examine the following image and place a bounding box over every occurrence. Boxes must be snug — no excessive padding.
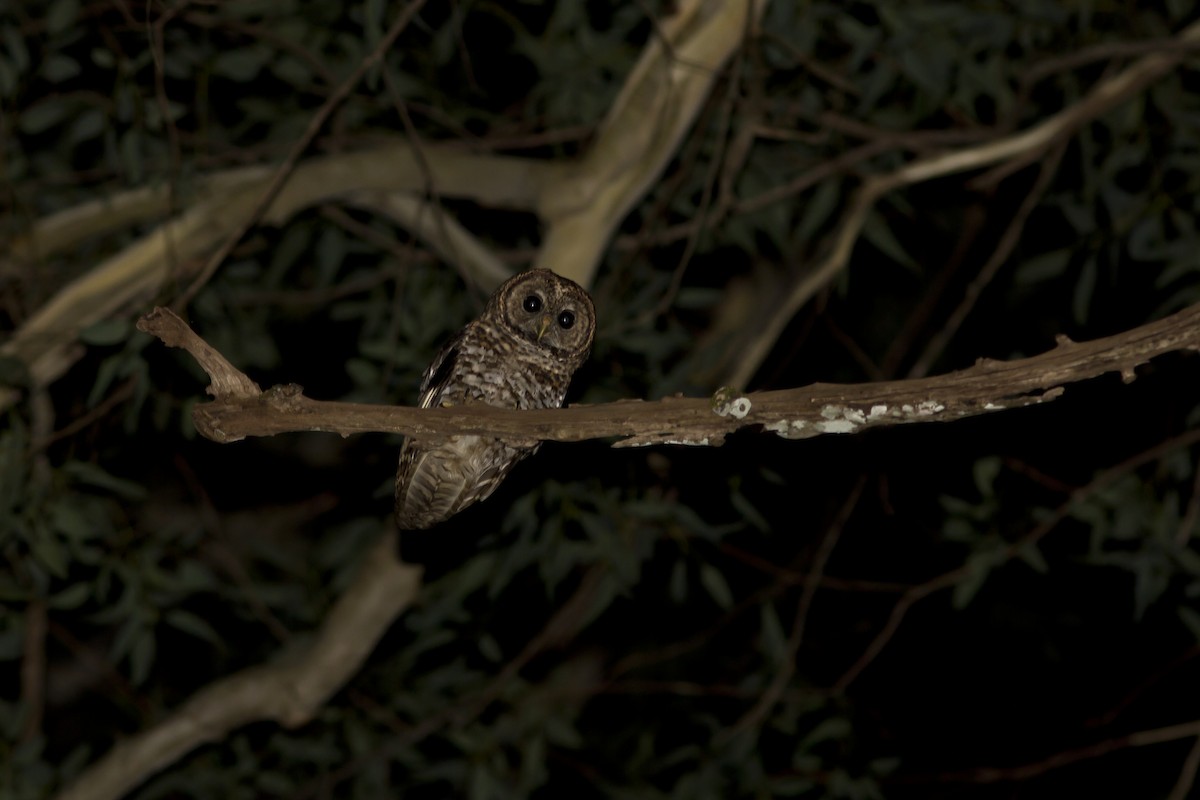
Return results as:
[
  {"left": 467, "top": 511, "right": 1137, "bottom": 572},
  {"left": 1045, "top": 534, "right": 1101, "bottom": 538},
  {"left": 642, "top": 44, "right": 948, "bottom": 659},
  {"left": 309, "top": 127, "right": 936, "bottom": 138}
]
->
[{"left": 394, "top": 269, "right": 596, "bottom": 530}]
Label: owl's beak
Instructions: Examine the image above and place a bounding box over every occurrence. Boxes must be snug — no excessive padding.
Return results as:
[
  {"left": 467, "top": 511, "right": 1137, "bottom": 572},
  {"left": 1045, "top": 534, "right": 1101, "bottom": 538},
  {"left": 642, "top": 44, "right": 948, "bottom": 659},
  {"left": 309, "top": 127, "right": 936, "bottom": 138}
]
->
[{"left": 537, "top": 315, "right": 552, "bottom": 342}]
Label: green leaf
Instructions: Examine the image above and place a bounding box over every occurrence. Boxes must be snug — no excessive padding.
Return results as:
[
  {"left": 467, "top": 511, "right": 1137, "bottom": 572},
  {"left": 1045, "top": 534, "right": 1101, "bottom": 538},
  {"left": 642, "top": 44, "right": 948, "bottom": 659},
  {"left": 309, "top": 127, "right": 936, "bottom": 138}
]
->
[
  {"left": 0, "top": 57, "right": 14, "bottom": 98},
  {"left": 0, "top": 627, "right": 22, "bottom": 661},
  {"left": 164, "top": 609, "right": 223, "bottom": 647},
  {"left": 793, "top": 179, "right": 840, "bottom": 246},
  {"left": 759, "top": 602, "right": 788, "bottom": 663},
  {"left": 19, "top": 102, "right": 69, "bottom": 134},
  {"left": 62, "top": 461, "right": 148, "bottom": 501},
  {"left": 730, "top": 484, "right": 770, "bottom": 534},
  {"left": 1178, "top": 606, "right": 1200, "bottom": 642},
  {"left": 51, "top": 503, "right": 97, "bottom": 541},
  {"left": 29, "top": 531, "right": 69, "bottom": 579},
  {"left": 344, "top": 358, "right": 379, "bottom": 388},
  {"left": 1, "top": 26, "right": 28, "bottom": 76},
  {"left": 212, "top": 47, "right": 269, "bottom": 82},
  {"left": 49, "top": 583, "right": 91, "bottom": 610},
  {"left": 0, "top": 356, "right": 31, "bottom": 388},
  {"left": 90, "top": 47, "right": 115, "bottom": 69},
  {"left": 952, "top": 550, "right": 997, "bottom": 609},
  {"left": 1017, "top": 542, "right": 1049, "bottom": 574},
  {"left": 41, "top": 53, "right": 80, "bottom": 82},
  {"left": 799, "top": 716, "right": 852, "bottom": 750},
  {"left": 1132, "top": 554, "right": 1169, "bottom": 620},
  {"left": 699, "top": 563, "right": 734, "bottom": 609},
  {"left": 1072, "top": 257, "right": 1097, "bottom": 325},
  {"left": 669, "top": 559, "right": 688, "bottom": 603},
  {"left": 87, "top": 352, "right": 127, "bottom": 408},
  {"left": 119, "top": 129, "right": 144, "bottom": 183},
  {"left": 1014, "top": 248, "right": 1072, "bottom": 285},
  {"left": 972, "top": 456, "right": 1001, "bottom": 497},
  {"left": 477, "top": 634, "right": 502, "bottom": 663},
  {"left": 80, "top": 318, "right": 130, "bottom": 346},
  {"left": 863, "top": 210, "right": 918, "bottom": 272},
  {"left": 129, "top": 629, "right": 156, "bottom": 685},
  {"left": 315, "top": 227, "right": 346, "bottom": 286},
  {"left": 68, "top": 107, "right": 107, "bottom": 145},
  {"left": 45, "top": 0, "right": 82, "bottom": 34},
  {"left": 898, "top": 38, "right": 952, "bottom": 101},
  {"left": 674, "top": 287, "right": 724, "bottom": 310},
  {"left": 771, "top": 777, "right": 818, "bottom": 796}
]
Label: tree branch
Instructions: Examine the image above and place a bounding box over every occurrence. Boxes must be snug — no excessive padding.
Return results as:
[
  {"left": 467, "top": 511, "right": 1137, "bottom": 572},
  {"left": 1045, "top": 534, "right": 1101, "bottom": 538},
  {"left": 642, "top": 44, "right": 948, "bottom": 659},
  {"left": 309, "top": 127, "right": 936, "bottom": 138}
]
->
[
  {"left": 834, "top": 426, "right": 1200, "bottom": 693},
  {"left": 908, "top": 718, "right": 1200, "bottom": 785},
  {"left": 136, "top": 302, "right": 1200, "bottom": 448},
  {"left": 721, "top": 16, "right": 1200, "bottom": 389},
  {"left": 1, "top": 143, "right": 551, "bottom": 276},
  {"left": 54, "top": 532, "right": 422, "bottom": 800},
  {"left": 341, "top": 190, "right": 512, "bottom": 289},
  {"left": 0, "top": 140, "right": 557, "bottom": 413},
  {"left": 536, "top": 0, "right": 769, "bottom": 289},
  {"left": 174, "top": 0, "right": 433, "bottom": 308}
]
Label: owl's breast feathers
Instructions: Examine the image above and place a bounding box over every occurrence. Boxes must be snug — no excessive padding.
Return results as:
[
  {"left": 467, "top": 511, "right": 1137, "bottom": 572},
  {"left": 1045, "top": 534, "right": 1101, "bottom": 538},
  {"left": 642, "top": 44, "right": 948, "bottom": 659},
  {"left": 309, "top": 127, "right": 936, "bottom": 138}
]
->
[
  {"left": 394, "top": 322, "right": 576, "bottom": 530},
  {"left": 450, "top": 321, "right": 575, "bottom": 410}
]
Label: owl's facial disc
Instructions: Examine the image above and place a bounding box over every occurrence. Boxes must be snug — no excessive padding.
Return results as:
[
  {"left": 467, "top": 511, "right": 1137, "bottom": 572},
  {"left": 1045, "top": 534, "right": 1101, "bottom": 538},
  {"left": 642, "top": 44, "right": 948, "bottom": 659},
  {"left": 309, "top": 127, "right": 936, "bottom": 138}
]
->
[{"left": 494, "top": 269, "right": 595, "bottom": 363}]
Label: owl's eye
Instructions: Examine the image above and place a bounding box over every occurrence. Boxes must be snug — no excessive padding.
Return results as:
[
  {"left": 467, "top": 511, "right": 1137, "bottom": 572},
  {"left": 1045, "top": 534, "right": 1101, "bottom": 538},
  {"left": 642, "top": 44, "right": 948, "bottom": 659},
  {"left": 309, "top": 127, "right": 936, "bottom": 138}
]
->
[
  {"left": 523, "top": 295, "right": 542, "bottom": 313},
  {"left": 557, "top": 310, "right": 576, "bottom": 329}
]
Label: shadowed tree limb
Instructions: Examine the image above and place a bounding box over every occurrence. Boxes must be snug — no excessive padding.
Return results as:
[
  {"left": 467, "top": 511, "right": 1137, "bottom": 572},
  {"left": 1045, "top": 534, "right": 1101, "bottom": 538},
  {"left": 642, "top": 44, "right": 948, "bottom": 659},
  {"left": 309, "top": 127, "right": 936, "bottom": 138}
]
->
[
  {"left": 894, "top": 718, "right": 1200, "bottom": 787},
  {"left": 719, "top": 16, "right": 1200, "bottom": 389},
  {"left": 54, "top": 532, "right": 421, "bottom": 800}
]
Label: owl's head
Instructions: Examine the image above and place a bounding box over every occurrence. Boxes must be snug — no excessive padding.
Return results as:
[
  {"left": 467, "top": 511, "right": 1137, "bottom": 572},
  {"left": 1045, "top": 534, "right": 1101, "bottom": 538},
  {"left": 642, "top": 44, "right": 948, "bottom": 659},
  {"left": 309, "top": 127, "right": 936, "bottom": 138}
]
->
[{"left": 491, "top": 269, "right": 596, "bottom": 365}]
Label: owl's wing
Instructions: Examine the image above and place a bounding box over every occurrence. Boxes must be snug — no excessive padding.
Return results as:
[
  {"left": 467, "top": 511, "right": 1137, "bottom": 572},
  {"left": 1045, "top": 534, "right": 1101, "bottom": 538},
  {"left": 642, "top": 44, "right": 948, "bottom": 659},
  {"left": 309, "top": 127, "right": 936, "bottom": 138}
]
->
[
  {"left": 396, "top": 329, "right": 467, "bottom": 530},
  {"left": 396, "top": 436, "right": 533, "bottom": 530},
  {"left": 416, "top": 328, "right": 465, "bottom": 409}
]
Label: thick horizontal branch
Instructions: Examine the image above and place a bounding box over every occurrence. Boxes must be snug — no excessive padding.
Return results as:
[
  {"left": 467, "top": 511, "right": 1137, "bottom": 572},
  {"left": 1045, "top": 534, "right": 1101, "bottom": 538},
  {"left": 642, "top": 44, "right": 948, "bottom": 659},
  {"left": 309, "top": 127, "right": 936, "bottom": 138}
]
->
[{"left": 138, "top": 303, "right": 1200, "bottom": 448}]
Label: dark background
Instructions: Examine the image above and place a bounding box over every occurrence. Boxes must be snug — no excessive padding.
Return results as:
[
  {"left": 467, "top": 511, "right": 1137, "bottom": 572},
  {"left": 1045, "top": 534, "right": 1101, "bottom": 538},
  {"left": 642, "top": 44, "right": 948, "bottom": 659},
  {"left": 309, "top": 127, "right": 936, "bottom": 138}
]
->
[{"left": 3, "top": 1, "right": 1200, "bottom": 798}]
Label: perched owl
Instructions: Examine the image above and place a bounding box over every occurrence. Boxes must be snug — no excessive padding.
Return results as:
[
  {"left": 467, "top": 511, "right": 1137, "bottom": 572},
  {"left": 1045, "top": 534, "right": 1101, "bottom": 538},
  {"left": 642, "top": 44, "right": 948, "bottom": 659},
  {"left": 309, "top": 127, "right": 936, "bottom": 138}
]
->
[{"left": 394, "top": 269, "right": 596, "bottom": 530}]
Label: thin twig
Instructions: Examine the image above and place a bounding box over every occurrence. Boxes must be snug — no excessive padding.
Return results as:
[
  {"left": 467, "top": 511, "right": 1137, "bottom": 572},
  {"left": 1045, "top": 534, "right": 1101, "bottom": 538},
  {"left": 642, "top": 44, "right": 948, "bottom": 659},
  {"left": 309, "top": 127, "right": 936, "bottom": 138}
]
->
[
  {"left": 19, "top": 599, "right": 46, "bottom": 742},
  {"left": 174, "top": 0, "right": 430, "bottom": 310},
  {"left": 723, "top": 17, "right": 1200, "bottom": 389},
  {"left": 643, "top": 24, "right": 748, "bottom": 324},
  {"left": 172, "top": 454, "right": 296, "bottom": 644},
  {"left": 878, "top": 203, "right": 988, "bottom": 378},
  {"left": 834, "top": 427, "right": 1200, "bottom": 692},
  {"left": 901, "top": 718, "right": 1200, "bottom": 785},
  {"left": 1169, "top": 735, "right": 1200, "bottom": 800},
  {"left": 720, "top": 478, "right": 865, "bottom": 741},
  {"left": 28, "top": 379, "right": 136, "bottom": 453},
  {"left": 1175, "top": 452, "right": 1200, "bottom": 547},
  {"left": 718, "top": 542, "right": 909, "bottom": 592},
  {"left": 290, "top": 567, "right": 609, "bottom": 798},
  {"left": 907, "top": 142, "right": 1068, "bottom": 378}
]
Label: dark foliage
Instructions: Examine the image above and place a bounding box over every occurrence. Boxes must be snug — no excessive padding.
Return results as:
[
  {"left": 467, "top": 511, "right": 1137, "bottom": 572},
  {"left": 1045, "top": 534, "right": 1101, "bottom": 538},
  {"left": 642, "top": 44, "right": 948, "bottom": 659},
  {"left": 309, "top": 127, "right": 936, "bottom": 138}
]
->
[{"left": 2, "top": 1, "right": 1200, "bottom": 798}]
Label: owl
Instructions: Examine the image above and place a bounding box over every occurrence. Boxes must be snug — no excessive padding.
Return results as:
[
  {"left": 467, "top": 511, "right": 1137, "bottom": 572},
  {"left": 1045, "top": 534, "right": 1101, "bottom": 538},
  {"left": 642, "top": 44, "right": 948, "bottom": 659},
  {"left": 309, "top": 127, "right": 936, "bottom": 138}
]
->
[{"left": 394, "top": 269, "right": 596, "bottom": 530}]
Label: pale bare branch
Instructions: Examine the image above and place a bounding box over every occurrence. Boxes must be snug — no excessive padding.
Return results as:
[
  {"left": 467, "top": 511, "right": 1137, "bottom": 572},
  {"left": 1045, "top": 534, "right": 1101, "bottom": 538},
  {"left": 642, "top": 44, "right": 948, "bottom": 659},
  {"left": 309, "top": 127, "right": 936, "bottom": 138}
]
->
[
  {"left": 342, "top": 190, "right": 512, "bottom": 289},
  {"left": 536, "top": 0, "right": 770, "bottom": 289},
  {"left": 54, "top": 532, "right": 421, "bottom": 800},
  {"left": 721, "top": 17, "right": 1200, "bottom": 389}
]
